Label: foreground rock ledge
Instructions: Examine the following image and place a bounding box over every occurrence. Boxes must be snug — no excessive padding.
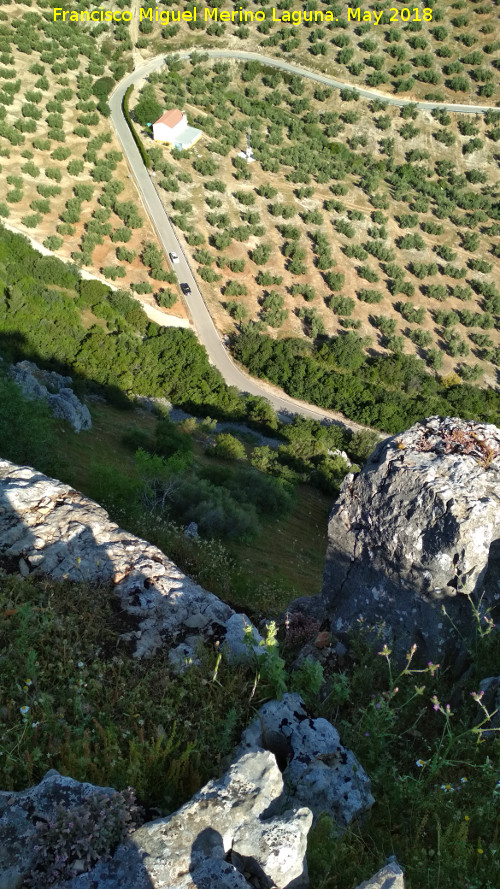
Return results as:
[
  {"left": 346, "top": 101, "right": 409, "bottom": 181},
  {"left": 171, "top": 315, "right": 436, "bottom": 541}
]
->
[
  {"left": 322, "top": 417, "right": 500, "bottom": 664},
  {"left": 0, "top": 459, "right": 259, "bottom": 664},
  {"left": 0, "top": 754, "right": 312, "bottom": 889}
]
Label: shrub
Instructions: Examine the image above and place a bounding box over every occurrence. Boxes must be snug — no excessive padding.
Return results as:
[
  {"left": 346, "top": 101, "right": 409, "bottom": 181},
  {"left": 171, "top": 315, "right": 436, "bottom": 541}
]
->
[
  {"left": 26, "top": 789, "right": 143, "bottom": 888},
  {"left": 116, "top": 247, "right": 136, "bottom": 263},
  {"left": 330, "top": 296, "right": 354, "bottom": 316},
  {"left": 155, "top": 290, "right": 177, "bottom": 309},
  {"left": 45, "top": 167, "right": 62, "bottom": 182},
  {"left": 111, "top": 227, "right": 132, "bottom": 243},
  {"left": 43, "top": 235, "right": 63, "bottom": 251},
  {"left": 357, "top": 289, "right": 383, "bottom": 304},
  {"left": 68, "top": 159, "right": 84, "bottom": 176},
  {"left": 101, "top": 265, "right": 126, "bottom": 280},
  {"left": 21, "top": 214, "right": 42, "bottom": 229},
  {"left": 209, "top": 433, "right": 246, "bottom": 461}
]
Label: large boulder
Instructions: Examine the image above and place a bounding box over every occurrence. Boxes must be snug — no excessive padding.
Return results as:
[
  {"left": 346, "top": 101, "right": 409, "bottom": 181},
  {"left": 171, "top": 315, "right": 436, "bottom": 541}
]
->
[
  {"left": 322, "top": 417, "right": 500, "bottom": 664},
  {"left": 238, "top": 694, "right": 374, "bottom": 828},
  {"left": 10, "top": 361, "right": 92, "bottom": 432}
]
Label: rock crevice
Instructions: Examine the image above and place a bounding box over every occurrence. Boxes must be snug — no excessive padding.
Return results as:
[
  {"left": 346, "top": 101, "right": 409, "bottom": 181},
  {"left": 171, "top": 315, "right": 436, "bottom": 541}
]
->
[{"left": 322, "top": 417, "right": 500, "bottom": 663}]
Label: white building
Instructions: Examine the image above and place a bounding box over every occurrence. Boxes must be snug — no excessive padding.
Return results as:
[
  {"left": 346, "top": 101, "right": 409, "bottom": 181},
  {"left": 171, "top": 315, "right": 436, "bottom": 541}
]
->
[{"left": 152, "top": 109, "right": 202, "bottom": 150}]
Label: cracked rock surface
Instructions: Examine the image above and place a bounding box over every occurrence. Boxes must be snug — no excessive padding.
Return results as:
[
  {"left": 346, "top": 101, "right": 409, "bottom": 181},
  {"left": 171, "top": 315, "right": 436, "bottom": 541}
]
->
[
  {"left": 322, "top": 417, "right": 500, "bottom": 664},
  {"left": 238, "top": 694, "right": 374, "bottom": 828},
  {"left": 19, "top": 753, "right": 312, "bottom": 889},
  {"left": 0, "top": 460, "right": 261, "bottom": 662}
]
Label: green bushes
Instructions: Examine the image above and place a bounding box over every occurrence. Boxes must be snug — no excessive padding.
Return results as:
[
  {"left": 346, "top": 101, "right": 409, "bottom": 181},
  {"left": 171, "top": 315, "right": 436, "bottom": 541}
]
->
[
  {"left": 122, "top": 85, "right": 151, "bottom": 169},
  {"left": 232, "top": 328, "right": 498, "bottom": 433}
]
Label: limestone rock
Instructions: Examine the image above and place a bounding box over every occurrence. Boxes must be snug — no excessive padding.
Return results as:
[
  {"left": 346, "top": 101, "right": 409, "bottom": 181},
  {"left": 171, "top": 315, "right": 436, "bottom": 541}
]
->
[
  {"left": 238, "top": 694, "right": 374, "bottom": 828},
  {"left": 188, "top": 858, "right": 255, "bottom": 888},
  {"left": 354, "top": 859, "right": 405, "bottom": 889},
  {"left": 124, "top": 752, "right": 284, "bottom": 888},
  {"left": 232, "top": 806, "right": 312, "bottom": 889},
  {"left": 1, "top": 754, "right": 313, "bottom": 889},
  {"left": 51, "top": 751, "right": 311, "bottom": 889},
  {"left": 322, "top": 417, "right": 500, "bottom": 664},
  {"left": 222, "top": 612, "right": 264, "bottom": 663},
  {"left": 0, "top": 460, "right": 255, "bottom": 662},
  {"left": 10, "top": 361, "right": 92, "bottom": 432},
  {"left": 184, "top": 521, "right": 199, "bottom": 539}
]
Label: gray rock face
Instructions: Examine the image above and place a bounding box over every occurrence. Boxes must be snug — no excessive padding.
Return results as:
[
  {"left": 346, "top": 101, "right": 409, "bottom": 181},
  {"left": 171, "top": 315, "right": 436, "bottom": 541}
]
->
[
  {"left": 0, "top": 460, "right": 246, "bottom": 663},
  {"left": 238, "top": 694, "right": 374, "bottom": 828},
  {"left": 232, "top": 807, "right": 313, "bottom": 889},
  {"left": 354, "top": 860, "right": 405, "bottom": 889},
  {"left": 42, "top": 752, "right": 311, "bottom": 889},
  {"left": 123, "top": 752, "right": 288, "bottom": 888},
  {"left": 322, "top": 417, "right": 500, "bottom": 663},
  {"left": 10, "top": 360, "right": 92, "bottom": 432}
]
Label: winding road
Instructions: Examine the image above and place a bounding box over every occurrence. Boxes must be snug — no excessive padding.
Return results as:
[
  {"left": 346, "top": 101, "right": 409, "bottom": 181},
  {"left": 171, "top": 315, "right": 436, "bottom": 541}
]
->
[{"left": 109, "top": 49, "right": 494, "bottom": 430}]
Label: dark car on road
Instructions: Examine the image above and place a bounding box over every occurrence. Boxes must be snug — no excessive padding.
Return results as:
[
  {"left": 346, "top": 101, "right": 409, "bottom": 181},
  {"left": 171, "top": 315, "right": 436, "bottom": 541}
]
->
[{"left": 180, "top": 283, "right": 191, "bottom": 295}]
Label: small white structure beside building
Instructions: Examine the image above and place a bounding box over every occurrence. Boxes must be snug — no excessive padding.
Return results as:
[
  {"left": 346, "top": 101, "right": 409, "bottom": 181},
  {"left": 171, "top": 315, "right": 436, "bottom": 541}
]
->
[
  {"left": 237, "top": 133, "right": 255, "bottom": 164},
  {"left": 152, "top": 109, "right": 202, "bottom": 150}
]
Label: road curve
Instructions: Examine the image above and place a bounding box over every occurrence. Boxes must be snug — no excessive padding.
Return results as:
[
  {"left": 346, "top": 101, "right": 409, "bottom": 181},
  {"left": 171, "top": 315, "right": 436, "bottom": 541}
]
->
[{"left": 109, "top": 49, "right": 493, "bottom": 431}]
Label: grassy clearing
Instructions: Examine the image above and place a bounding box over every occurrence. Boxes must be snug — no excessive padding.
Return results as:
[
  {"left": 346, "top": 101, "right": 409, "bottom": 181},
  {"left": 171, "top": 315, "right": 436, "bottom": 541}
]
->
[
  {"left": 0, "top": 572, "right": 257, "bottom": 811},
  {"left": 227, "top": 482, "right": 331, "bottom": 611},
  {"left": 44, "top": 400, "right": 330, "bottom": 615}
]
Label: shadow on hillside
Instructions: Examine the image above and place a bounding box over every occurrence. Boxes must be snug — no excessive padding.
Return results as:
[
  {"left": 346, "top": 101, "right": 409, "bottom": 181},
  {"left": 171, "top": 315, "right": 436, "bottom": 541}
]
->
[{"left": 0, "top": 329, "right": 133, "bottom": 409}]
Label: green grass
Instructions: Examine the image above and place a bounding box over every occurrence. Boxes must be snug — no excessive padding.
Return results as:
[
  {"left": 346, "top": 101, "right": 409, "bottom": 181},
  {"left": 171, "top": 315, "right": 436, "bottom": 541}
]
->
[
  {"left": 306, "top": 626, "right": 500, "bottom": 889},
  {"left": 227, "top": 482, "right": 331, "bottom": 611},
  {"left": 48, "top": 401, "right": 330, "bottom": 615},
  {"left": 0, "top": 573, "right": 256, "bottom": 811}
]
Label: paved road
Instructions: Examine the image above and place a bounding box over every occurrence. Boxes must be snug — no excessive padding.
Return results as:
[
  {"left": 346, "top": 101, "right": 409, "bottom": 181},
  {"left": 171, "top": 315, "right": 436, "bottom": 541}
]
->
[{"left": 109, "top": 49, "right": 493, "bottom": 431}]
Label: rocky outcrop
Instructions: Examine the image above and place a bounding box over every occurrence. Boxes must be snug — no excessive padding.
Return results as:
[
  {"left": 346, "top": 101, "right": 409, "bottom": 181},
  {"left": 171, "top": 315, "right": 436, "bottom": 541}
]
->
[
  {"left": 322, "top": 417, "right": 500, "bottom": 664},
  {"left": 0, "top": 460, "right": 260, "bottom": 664},
  {"left": 1, "top": 755, "right": 312, "bottom": 889},
  {"left": 354, "top": 860, "right": 405, "bottom": 889},
  {"left": 0, "top": 460, "right": 377, "bottom": 887},
  {"left": 238, "top": 694, "right": 374, "bottom": 827},
  {"left": 10, "top": 360, "right": 92, "bottom": 432}
]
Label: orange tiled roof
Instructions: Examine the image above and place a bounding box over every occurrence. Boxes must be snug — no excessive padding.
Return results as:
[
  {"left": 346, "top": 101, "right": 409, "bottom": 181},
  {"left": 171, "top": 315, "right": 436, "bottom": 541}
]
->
[{"left": 154, "top": 109, "right": 184, "bottom": 128}]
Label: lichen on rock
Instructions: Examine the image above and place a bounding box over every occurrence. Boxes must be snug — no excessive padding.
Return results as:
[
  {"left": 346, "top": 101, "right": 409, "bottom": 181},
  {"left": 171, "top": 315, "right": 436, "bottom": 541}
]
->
[{"left": 322, "top": 416, "right": 500, "bottom": 664}]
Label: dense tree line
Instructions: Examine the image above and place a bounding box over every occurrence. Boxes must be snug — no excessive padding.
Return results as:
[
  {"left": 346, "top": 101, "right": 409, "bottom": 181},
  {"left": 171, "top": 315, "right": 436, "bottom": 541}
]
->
[
  {"left": 232, "top": 328, "right": 499, "bottom": 433},
  {"left": 0, "top": 225, "right": 233, "bottom": 413}
]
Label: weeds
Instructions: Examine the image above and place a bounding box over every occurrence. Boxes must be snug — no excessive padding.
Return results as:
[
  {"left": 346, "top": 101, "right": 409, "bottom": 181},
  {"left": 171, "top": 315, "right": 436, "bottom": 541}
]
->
[
  {"left": 308, "top": 626, "right": 499, "bottom": 889},
  {"left": 26, "top": 788, "right": 143, "bottom": 887},
  {"left": 0, "top": 574, "right": 256, "bottom": 813},
  {"left": 1, "top": 564, "right": 498, "bottom": 889}
]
